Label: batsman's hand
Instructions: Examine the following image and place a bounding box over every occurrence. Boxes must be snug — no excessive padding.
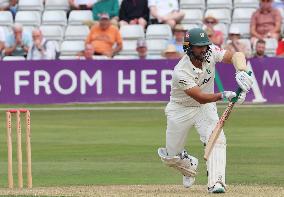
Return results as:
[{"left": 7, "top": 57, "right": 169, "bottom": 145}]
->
[
  {"left": 235, "top": 71, "right": 253, "bottom": 92},
  {"left": 221, "top": 91, "right": 237, "bottom": 102}
]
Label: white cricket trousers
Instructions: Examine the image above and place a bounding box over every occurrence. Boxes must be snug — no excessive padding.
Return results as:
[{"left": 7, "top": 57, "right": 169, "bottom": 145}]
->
[{"left": 165, "top": 101, "right": 226, "bottom": 187}]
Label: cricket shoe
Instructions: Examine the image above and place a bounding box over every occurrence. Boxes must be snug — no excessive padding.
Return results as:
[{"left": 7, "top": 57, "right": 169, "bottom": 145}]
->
[
  {"left": 183, "top": 175, "right": 195, "bottom": 188},
  {"left": 208, "top": 182, "right": 226, "bottom": 193},
  {"left": 180, "top": 150, "right": 198, "bottom": 188}
]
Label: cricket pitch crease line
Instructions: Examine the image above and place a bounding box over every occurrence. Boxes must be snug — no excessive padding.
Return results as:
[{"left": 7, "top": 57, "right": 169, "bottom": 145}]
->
[
  {"left": 0, "top": 104, "right": 284, "bottom": 111},
  {"left": 0, "top": 107, "right": 165, "bottom": 111}
]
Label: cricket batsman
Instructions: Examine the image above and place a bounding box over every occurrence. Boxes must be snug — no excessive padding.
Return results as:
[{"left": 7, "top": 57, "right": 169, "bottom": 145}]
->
[{"left": 157, "top": 28, "right": 253, "bottom": 193}]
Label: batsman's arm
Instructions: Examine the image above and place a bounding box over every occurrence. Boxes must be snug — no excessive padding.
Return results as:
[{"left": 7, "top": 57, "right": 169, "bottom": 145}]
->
[
  {"left": 184, "top": 86, "right": 222, "bottom": 104},
  {"left": 222, "top": 51, "right": 248, "bottom": 72},
  {"left": 222, "top": 51, "right": 253, "bottom": 92}
]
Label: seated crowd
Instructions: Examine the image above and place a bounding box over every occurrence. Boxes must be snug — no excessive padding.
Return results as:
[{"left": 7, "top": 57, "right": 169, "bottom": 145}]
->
[{"left": 0, "top": 0, "right": 284, "bottom": 60}]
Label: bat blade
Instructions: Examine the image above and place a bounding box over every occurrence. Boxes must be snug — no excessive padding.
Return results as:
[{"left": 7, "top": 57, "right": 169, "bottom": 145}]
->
[
  {"left": 203, "top": 102, "right": 235, "bottom": 160},
  {"left": 204, "top": 121, "right": 224, "bottom": 160}
]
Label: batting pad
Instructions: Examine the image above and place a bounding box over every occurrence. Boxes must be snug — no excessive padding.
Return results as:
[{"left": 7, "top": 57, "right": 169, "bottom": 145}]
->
[
  {"left": 158, "top": 148, "right": 197, "bottom": 177},
  {"left": 206, "top": 135, "right": 226, "bottom": 188}
]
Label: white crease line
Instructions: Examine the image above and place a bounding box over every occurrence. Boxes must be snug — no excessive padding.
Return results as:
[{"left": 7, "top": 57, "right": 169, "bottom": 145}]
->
[
  {"left": 0, "top": 107, "right": 165, "bottom": 111},
  {"left": 0, "top": 104, "right": 283, "bottom": 111}
]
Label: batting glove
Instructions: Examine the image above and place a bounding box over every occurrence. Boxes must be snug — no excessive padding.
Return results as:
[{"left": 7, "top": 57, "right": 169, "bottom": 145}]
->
[
  {"left": 236, "top": 91, "right": 246, "bottom": 104},
  {"left": 221, "top": 91, "right": 237, "bottom": 102},
  {"left": 235, "top": 71, "right": 253, "bottom": 92}
]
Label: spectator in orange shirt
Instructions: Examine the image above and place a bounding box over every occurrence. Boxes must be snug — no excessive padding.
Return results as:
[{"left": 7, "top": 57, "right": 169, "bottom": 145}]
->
[
  {"left": 85, "top": 13, "right": 122, "bottom": 58},
  {"left": 250, "top": 0, "right": 282, "bottom": 44},
  {"left": 77, "top": 44, "right": 95, "bottom": 59}
]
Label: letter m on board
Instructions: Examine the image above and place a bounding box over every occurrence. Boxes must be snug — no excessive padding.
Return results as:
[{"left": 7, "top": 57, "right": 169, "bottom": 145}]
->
[{"left": 262, "top": 70, "right": 281, "bottom": 87}]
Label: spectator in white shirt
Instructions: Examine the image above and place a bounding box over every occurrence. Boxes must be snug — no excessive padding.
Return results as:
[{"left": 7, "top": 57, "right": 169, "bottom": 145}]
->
[
  {"left": 69, "top": 0, "right": 96, "bottom": 10},
  {"left": 27, "top": 29, "right": 56, "bottom": 60},
  {"left": 148, "top": 0, "right": 184, "bottom": 28}
]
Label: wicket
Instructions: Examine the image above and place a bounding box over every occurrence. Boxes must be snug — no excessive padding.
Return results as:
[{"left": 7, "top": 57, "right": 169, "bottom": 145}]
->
[{"left": 6, "top": 109, "right": 32, "bottom": 189}]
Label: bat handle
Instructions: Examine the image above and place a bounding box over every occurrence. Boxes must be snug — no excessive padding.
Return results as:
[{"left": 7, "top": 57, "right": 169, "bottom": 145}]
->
[{"left": 231, "top": 71, "right": 252, "bottom": 103}]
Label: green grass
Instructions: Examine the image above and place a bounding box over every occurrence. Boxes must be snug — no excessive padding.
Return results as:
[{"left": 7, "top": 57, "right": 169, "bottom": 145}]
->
[{"left": 0, "top": 103, "right": 283, "bottom": 188}]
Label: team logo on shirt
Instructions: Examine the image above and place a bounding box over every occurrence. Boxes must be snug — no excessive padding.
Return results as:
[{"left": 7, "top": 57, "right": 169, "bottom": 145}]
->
[
  {"left": 200, "top": 33, "right": 205, "bottom": 37},
  {"left": 206, "top": 68, "right": 211, "bottom": 74},
  {"left": 201, "top": 77, "right": 211, "bottom": 86},
  {"left": 179, "top": 80, "right": 187, "bottom": 87}
]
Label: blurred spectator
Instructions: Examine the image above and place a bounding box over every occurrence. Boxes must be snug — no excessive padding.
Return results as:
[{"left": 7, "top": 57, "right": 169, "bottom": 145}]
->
[
  {"left": 170, "top": 24, "right": 186, "bottom": 54},
  {"left": 203, "top": 15, "right": 224, "bottom": 47},
  {"left": 27, "top": 29, "right": 56, "bottom": 60},
  {"left": 119, "top": 0, "right": 149, "bottom": 29},
  {"left": 273, "top": 0, "right": 284, "bottom": 9},
  {"left": 224, "top": 26, "right": 251, "bottom": 58},
  {"left": 253, "top": 39, "right": 267, "bottom": 58},
  {"left": 85, "top": 13, "right": 122, "bottom": 58},
  {"left": 162, "top": 44, "right": 181, "bottom": 59},
  {"left": 276, "top": 36, "right": 284, "bottom": 56},
  {"left": 92, "top": 0, "right": 119, "bottom": 26},
  {"left": 77, "top": 44, "right": 95, "bottom": 59},
  {"left": 10, "top": 0, "right": 18, "bottom": 18},
  {"left": 250, "top": 0, "right": 282, "bottom": 44},
  {"left": 0, "top": 0, "right": 18, "bottom": 17},
  {"left": 136, "top": 38, "right": 148, "bottom": 59},
  {"left": 69, "top": 0, "right": 96, "bottom": 10},
  {"left": 204, "top": 26, "right": 214, "bottom": 41},
  {"left": 0, "top": 0, "right": 9, "bottom": 11},
  {"left": 148, "top": 0, "right": 185, "bottom": 28},
  {"left": 4, "top": 24, "right": 32, "bottom": 57},
  {"left": 0, "top": 26, "right": 5, "bottom": 56}
]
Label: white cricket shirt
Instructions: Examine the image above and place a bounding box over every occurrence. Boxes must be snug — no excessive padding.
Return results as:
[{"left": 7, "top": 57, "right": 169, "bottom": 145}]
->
[
  {"left": 148, "top": 0, "right": 179, "bottom": 17},
  {"left": 170, "top": 45, "right": 226, "bottom": 106}
]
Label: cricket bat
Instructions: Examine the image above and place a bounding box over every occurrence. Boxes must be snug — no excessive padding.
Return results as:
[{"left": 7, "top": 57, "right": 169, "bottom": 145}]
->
[
  {"left": 203, "top": 70, "right": 252, "bottom": 161},
  {"left": 203, "top": 99, "right": 236, "bottom": 161}
]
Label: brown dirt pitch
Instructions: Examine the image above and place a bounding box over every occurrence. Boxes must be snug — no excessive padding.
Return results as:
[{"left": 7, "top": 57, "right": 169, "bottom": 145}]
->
[{"left": 0, "top": 185, "right": 283, "bottom": 197}]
